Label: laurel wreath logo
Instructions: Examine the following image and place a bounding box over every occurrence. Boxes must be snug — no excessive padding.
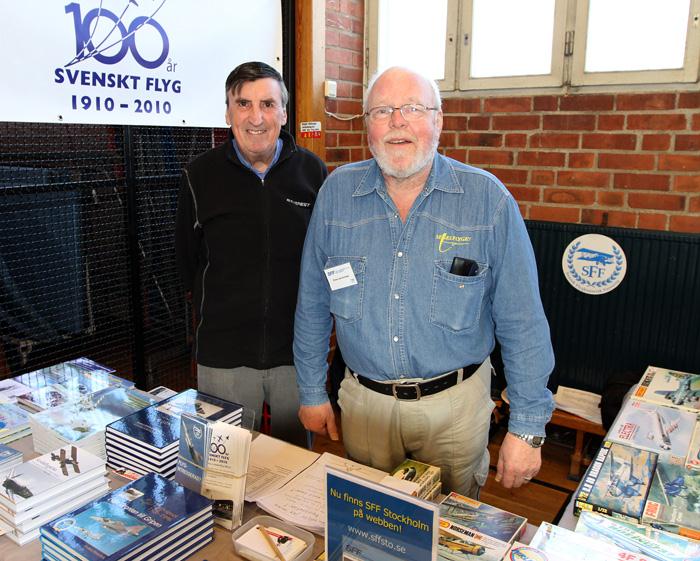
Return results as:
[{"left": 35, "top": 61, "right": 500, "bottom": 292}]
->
[{"left": 566, "top": 242, "right": 624, "bottom": 288}]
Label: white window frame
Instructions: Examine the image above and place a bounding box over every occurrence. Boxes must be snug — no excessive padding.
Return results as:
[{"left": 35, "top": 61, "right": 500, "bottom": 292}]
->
[
  {"left": 364, "top": 0, "right": 700, "bottom": 92},
  {"left": 570, "top": 0, "right": 700, "bottom": 86}
]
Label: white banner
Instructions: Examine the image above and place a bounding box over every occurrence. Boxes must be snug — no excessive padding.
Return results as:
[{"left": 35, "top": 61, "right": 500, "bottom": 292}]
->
[{"left": 0, "top": 0, "right": 282, "bottom": 128}]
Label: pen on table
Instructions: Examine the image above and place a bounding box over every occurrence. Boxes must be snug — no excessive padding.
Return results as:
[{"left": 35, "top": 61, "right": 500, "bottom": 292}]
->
[{"left": 257, "top": 524, "right": 286, "bottom": 561}]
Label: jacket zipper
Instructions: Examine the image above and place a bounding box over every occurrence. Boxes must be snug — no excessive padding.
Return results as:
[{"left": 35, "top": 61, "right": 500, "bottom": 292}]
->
[{"left": 261, "top": 176, "right": 270, "bottom": 364}]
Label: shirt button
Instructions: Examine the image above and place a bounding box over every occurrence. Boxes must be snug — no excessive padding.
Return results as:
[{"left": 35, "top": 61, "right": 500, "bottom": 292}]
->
[
  {"left": 397, "top": 252, "right": 403, "bottom": 257},
  {"left": 394, "top": 293, "right": 400, "bottom": 299},
  {"left": 393, "top": 336, "right": 399, "bottom": 342}
]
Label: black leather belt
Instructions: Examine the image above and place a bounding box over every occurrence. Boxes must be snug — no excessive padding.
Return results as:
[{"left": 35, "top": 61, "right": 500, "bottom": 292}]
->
[{"left": 353, "top": 362, "right": 482, "bottom": 401}]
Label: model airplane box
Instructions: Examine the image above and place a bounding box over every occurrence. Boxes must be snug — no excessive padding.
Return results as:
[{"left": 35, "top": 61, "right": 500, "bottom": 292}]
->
[
  {"left": 574, "top": 440, "right": 657, "bottom": 522},
  {"left": 685, "top": 422, "right": 700, "bottom": 471},
  {"left": 529, "top": 522, "right": 652, "bottom": 561},
  {"left": 438, "top": 491, "right": 526, "bottom": 561},
  {"left": 607, "top": 399, "right": 695, "bottom": 465},
  {"left": 633, "top": 366, "right": 700, "bottom": 414},
  {"left": 381, "top": 458, "right": 441, "bottom": 499},
  {"left": 575, "top": 510, "right": 700, "bottom": 561},
  {"left": 40, "top": 473, "right": 214, "bottom": 561},
  {"left": 642, "top": 461, "right": 700, "bottom": 540}
]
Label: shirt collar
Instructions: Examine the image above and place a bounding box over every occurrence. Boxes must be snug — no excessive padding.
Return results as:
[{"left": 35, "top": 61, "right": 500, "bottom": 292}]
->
[
  {"left": 231, "top": 137, "right": 283, "bottom": 179},
  {"left": 353, "top": 153, "right": 464, "bottom": 198}
]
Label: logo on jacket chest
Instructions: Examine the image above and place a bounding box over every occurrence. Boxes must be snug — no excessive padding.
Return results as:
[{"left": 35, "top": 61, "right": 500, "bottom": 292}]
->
[
  {"left": 286, "top": 198, "right": 311, "bottom": 208},
  {"left": 436, "top": 232, "right": 472, "bottom": 253}
]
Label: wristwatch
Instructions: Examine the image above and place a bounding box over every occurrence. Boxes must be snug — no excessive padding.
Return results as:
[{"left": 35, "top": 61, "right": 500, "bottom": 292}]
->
[{"left": 511, "top": 433, "right": 546, "bottom": 448}]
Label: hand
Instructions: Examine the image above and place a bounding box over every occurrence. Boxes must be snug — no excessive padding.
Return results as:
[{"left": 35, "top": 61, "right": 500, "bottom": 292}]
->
[
  {"left": 298, "top": 402, "right": 339, "bottom": 441},
  {"left": 495, "top": 432, "right": 542, "bottom": 488}
]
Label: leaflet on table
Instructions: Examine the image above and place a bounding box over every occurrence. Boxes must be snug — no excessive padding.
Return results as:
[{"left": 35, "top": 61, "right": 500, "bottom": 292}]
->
[
  {"left": 244, "top": 433, "right": 320, "bottom": 502},
  {"left": 575, "top": 510, "right": 700, "bottom": 561},
  {"left": 30, "top": 386, "right": 157, "bottom": 443},
  {"left": 175, "top": 412, "right": 252, "bottom": 529},
  {"left": 326, "top": 466, "right": 438, "bottom": 561},
  {"left": 606, "top": 399, "right": 695, "bottom": 465},
  {"left": 554, "top": 386, "right": 603, "bottom": 425},
  {"left": 256, "top": 451, "right": 387, "bottom": 535},
  {"left": 40, "top": 472, "right": 213, "bottom": 561},
  {"left": 633, "top": 366, "right": 700, "bottom": 413}
]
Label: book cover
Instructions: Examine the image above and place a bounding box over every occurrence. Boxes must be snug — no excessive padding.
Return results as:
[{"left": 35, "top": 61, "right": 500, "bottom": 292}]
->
[
  {"left": 40, "top": 472, "right": 213, "bottom": 561},
  {"left": 685, "top": 422, "right": 700, "bottom": 471},
  {"left": 607, "top": 399, "right": 695, "bottom": 465},
  {"left": 642, "top": 461, "right": 700, "bottom": 540},
  {"left": 175, "top": 414, "right": 251, "bottom": 529},
  {"left": 0, "top": 379, "right": 32, "bottom": 400},
  {"left": 633, "top": 366, "right": 700, "bottom": 413},
  {"left": 0, "top": 445, "right": 105, "bottom": 512},
  {"left": 438, "top": 491, "right": 526, "bottom": 560},
  {"left": 574, "top": 440, "right": 657, "bottom": 522},
  {"left": 575, "top": 510, "right": 700, "bottom": 561},
  {"left": 530, "top": 522, "right": 649, "bottom": 561},
  {"left": 389, "top": 458, "right": 440, "bottom": 498},
  {"left": 0, "top": 402, "right": 30, "bottom": 436},
  {"left": 106, "top": 389, "right": 243, "bottom": 452},
  {"left": 0, "top": 442, "right": 22, "bottom": 469},
  {"left": 30, "top": 386, "right": 157, "bottom": 444}
]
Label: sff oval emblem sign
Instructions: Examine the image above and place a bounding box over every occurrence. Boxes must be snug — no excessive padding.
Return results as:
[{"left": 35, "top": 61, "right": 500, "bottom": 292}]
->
[{"left": 562, "top": 234, "right": 627, "bottom": 295}]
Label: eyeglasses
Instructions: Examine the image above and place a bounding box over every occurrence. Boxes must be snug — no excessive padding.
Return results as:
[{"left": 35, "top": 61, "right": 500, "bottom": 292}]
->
[{"left": 365, "top": 103, "right": 439, "bottom": 123}]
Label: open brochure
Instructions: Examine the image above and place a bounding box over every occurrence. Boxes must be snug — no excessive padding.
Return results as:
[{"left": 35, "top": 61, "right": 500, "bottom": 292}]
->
[{"left": 252, "top": 447, "right": 387, "bottom": 535}]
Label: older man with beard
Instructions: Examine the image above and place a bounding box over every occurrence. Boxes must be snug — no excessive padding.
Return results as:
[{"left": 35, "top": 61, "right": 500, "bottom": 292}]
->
[{"left": 293, "top": 67, "right": 554, "bottom": 497}]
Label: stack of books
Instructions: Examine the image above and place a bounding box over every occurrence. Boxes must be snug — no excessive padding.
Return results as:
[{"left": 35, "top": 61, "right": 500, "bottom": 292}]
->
[
  {"left": 0, "top": 442, "right": 22, "bottom": 472},
  {"left": 39, "top": 472, "right": 214, "bottom": 561},
  {"left": 11, "top": 357, "right": 133, "bottom": 413},
  {"left": 0, "top": 445, "right": 108, "bottom": 545},
  {"left": 105, "top": 389, "right": 243, "bottom": 479},
  {"left": 30, "top": 386, "right": 158, "bottom": 458},
  {"left": 438, "top": 491, "right": 526, "bottom": 561},
  {"left": 0, "top": 402, "right": 31, "bottom": 443}
]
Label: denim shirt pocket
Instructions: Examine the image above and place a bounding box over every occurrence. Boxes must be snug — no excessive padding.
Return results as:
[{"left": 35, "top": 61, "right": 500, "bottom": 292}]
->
[
  {"left": 430, "top": 260, "right": 488, "bottom": 333},
  {"left": 325, "top": 256, "right": 366, "bottom": 323}
]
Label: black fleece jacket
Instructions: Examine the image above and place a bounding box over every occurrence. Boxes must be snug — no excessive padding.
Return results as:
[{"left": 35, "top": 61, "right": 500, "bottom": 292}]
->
[{"left": 175, "top": 129, "right": 327, "bottom": 368}]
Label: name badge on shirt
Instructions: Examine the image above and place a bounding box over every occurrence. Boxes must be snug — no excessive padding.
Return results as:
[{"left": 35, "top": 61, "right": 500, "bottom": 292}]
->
[{"left": 324, "top": 263, "right": 358, "bottom": 291}]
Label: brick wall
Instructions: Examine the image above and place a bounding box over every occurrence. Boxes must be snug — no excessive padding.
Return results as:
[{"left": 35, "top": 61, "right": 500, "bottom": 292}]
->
[{"left": 324, "top": 0, "right": 700, "bottom": 234}]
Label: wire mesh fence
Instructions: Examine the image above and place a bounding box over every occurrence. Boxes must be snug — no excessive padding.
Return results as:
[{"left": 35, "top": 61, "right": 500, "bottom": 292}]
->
[{"left": 0, "top": 121, "right": 221, "bottom": 391}]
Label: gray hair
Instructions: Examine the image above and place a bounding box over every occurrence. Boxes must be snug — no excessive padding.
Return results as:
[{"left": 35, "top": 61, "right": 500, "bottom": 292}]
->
[{"left": 364, "top": 67, "right": 442, "bottom": 112}]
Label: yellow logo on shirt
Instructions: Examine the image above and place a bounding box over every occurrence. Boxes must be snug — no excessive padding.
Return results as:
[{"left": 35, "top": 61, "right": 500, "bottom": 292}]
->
[{"left": 436, "top": 232, "right": 472, "bottom": 253}]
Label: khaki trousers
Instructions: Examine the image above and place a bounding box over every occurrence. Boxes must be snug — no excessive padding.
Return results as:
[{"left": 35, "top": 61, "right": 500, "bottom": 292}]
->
[{"left": 337, "top": 359, "right": 494, "bottom": 498}]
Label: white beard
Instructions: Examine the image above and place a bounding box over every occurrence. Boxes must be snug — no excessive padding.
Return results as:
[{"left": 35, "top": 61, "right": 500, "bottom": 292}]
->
[{"left": 369, "top": 131, "right": 440, "bottom": 180}]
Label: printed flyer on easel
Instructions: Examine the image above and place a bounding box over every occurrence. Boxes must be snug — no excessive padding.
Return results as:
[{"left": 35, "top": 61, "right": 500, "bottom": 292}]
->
[{"left": 325, "top": 466, "right": 439, "bottom": 561}]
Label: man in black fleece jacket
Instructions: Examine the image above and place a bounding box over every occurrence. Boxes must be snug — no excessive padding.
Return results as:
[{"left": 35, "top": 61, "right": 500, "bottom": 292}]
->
[{"left": 175, "top": 62, "right": 327, "bottom": 445}]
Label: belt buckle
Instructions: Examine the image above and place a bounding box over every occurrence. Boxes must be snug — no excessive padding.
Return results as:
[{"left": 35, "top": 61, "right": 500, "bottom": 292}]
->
[{"left": 392, "top": 382, "right": 421, "bottom": 401}]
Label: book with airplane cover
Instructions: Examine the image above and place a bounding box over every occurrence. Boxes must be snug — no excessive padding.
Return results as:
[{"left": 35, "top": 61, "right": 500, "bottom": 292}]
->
[
  {"left": 16, "top": 357, "right": 132, "bottom": 412},
  {"left": 0, "top": 402, "right": 31, "bottom": 444},
  {"left": 633, "top": 365, "right": 700, "bottom": 413},
  {"left": 384, "top": 458, "right": 441, "bottom": 499},
  {"left": 40, "top": 472, "right": 214, "bottom": 561},
  {"left": 575, "top": 510, "right": 700, "bottom": 561},
  {"left": 573, "top": 440, "right": 657, "bottom": 522},
  {"left": 175, "top": 413, "right": 252, "bottom": 529},
  {"left": 438, "top": 491, "right": 526, "bottom": 561},
  {"left": 606, "top": 399, "right": 695, "bottom": 465},
  {"left": 105, "top": 389, "right": 243, "bottom": 480},
  {"left": 642, "top": 461, "right": 700, "bottom": 540},
  {"left": 30, "top": 386, "right": 157, "bottom": 458},
  {"left": 529, "top": 522, "right": 651, "bottom": 561},
  {"left": 0, "top": 445, "right": 106, "bottom": 514}
]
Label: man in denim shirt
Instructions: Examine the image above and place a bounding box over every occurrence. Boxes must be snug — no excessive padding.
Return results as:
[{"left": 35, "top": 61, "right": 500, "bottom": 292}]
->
[{"left": 294, "top": 67, "right": 554, "bottom": 496}]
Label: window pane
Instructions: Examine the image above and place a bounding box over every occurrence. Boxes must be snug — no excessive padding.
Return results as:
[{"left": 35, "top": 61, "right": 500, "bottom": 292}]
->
[
  {"left": 471, "top": 0, "right": 556, "bottom": 78},
  {"left": 585, "top": 0, "right": 690, "bottom": 72},
  {"left": 377, "top": 0, "right": 448, "bottom": 80}
]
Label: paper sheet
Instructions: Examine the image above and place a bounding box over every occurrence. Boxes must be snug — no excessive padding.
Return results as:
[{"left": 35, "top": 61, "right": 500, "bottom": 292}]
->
[
  {"left": 244, "top": 433, "right": 320, "bottom": 502},
  {"left": 256, "top": 452, "right": 387, "bottom": 535},
  {"left": 554, "top": 386, "right": 602, "bottom": 425}
]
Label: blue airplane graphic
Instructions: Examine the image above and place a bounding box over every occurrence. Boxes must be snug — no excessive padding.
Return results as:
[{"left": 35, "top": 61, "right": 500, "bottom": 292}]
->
[{"left": 576, "top": 247, "right": 614, "bottom": 266}]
